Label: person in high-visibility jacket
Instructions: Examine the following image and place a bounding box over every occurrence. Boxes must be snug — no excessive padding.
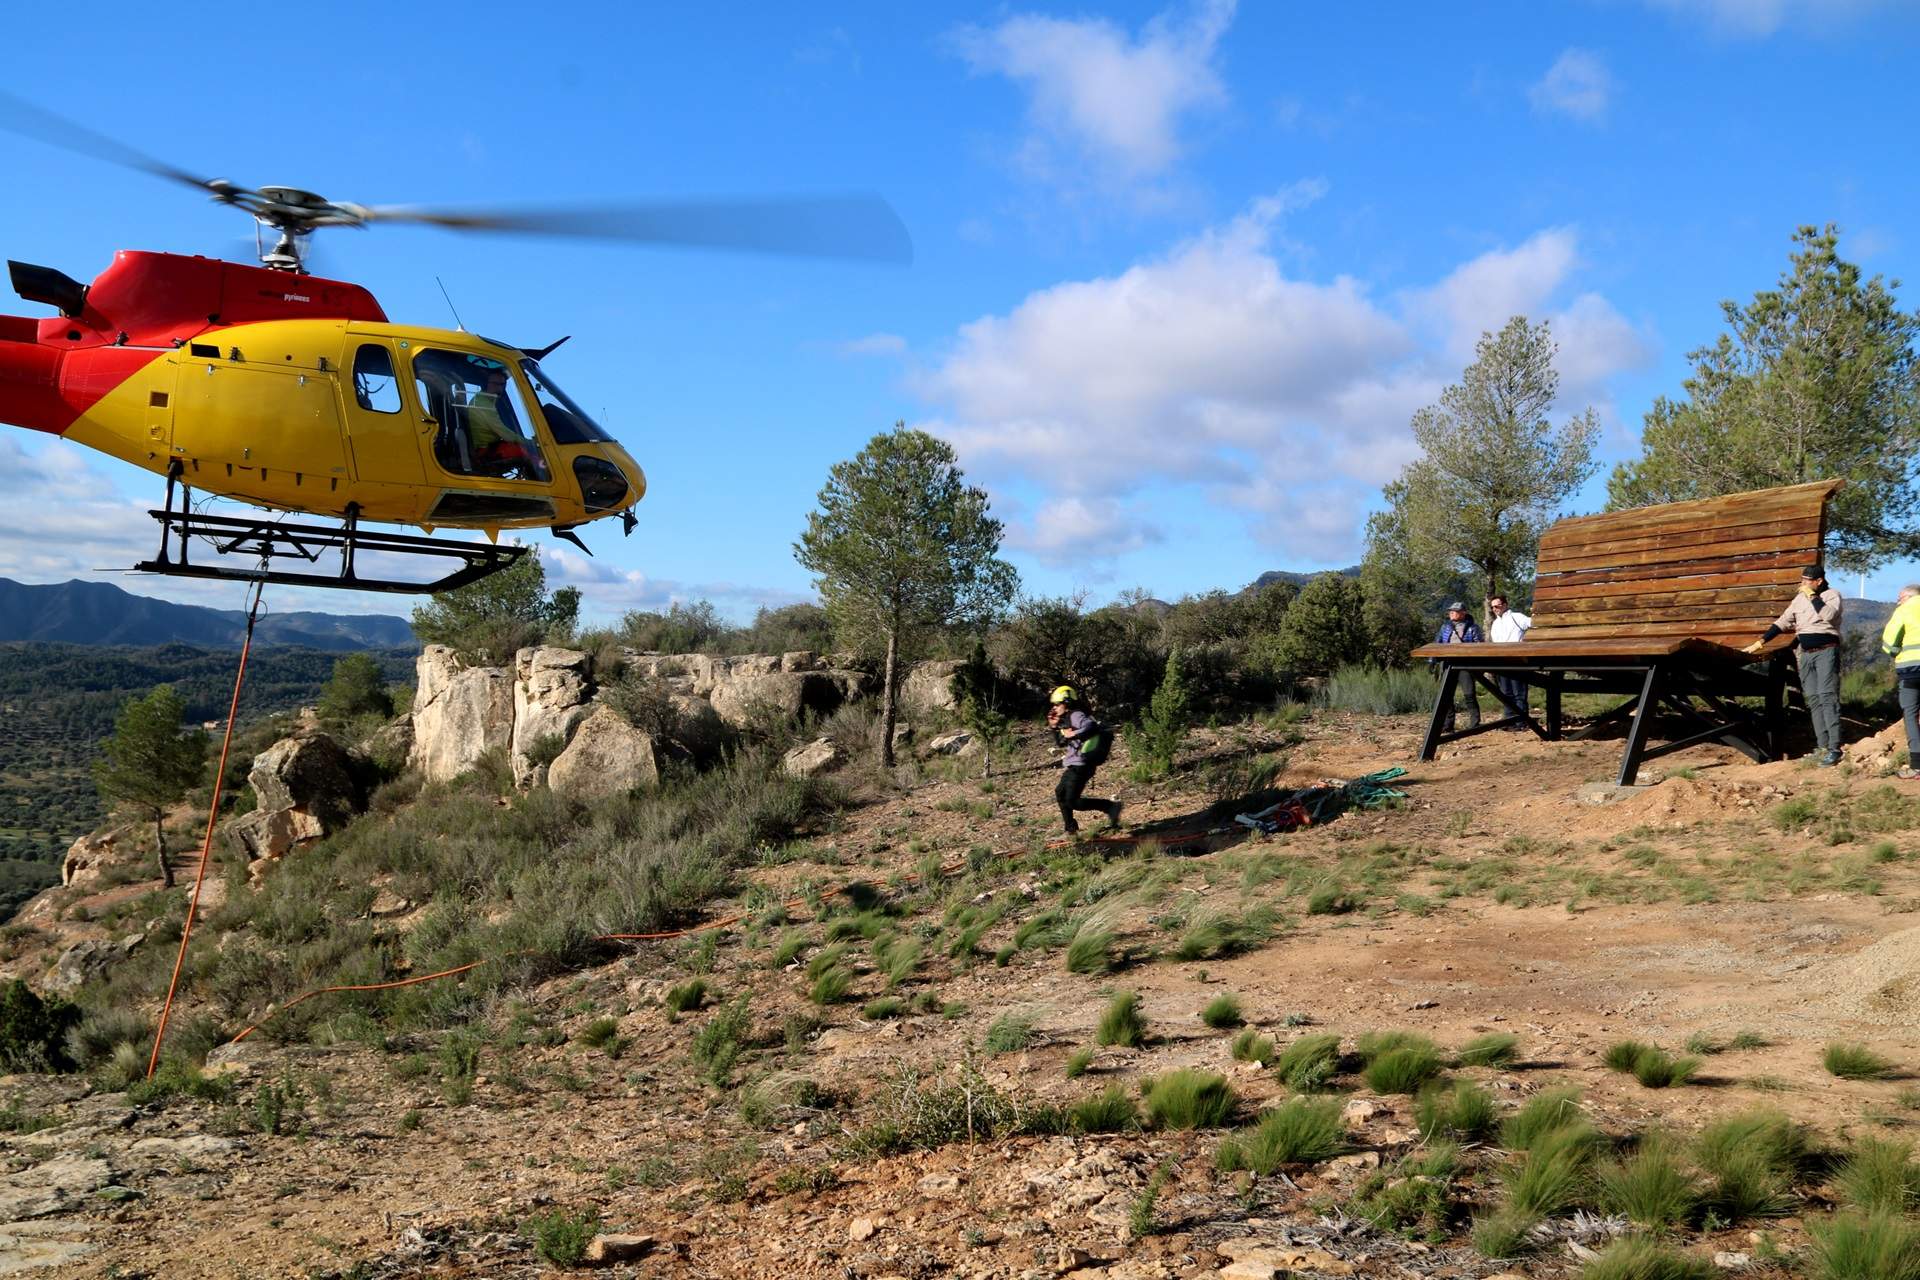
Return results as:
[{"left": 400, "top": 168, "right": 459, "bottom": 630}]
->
[{"left": 1881, "top": 585, "right": 1920, "bottom": 780}]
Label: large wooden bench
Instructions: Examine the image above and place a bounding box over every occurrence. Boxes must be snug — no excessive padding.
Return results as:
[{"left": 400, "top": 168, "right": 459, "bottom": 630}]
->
[{"left": 1409, "top": 479, "right": 1842, "bottom": 785}]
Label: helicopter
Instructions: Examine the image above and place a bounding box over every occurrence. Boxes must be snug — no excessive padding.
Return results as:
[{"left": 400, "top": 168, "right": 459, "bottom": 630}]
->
[{"left": 0, "top": 94, "right": 910, "bottom": 593}]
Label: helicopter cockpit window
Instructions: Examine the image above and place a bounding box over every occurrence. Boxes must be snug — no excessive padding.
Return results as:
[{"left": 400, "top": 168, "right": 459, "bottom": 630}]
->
[
  {"left": 352, "top": 344, "right": 402, "bottom": 414},
  {"left": 522, "top": 360, "right": 615, "bottom": 446},
  {"left": 413, "top": 349, "right": 551, "bottom": 483}
]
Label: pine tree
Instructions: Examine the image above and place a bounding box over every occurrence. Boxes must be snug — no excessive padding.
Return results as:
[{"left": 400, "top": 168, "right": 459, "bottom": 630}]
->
[{"left": 93, "top": 686, "right": 208, "bottom": 889}]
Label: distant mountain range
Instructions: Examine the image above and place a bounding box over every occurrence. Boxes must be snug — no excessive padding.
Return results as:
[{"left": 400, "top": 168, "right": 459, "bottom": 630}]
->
[
  {"left": 1250, "top": 567, "right": 1361, "bottom": 590},
  {"left": 0, "top": 579, "right": 416, "bottom": 650}
]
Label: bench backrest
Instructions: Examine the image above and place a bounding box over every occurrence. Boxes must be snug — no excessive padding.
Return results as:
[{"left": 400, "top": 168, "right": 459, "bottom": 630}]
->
[{"left": 1528, "top": 479, "right": 1842, "bottom": 648}]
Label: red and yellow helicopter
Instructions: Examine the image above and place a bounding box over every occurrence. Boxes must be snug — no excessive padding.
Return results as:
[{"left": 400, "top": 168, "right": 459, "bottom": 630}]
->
[{"left": 0, "top": 96, "right": 909, "bottom": 592}]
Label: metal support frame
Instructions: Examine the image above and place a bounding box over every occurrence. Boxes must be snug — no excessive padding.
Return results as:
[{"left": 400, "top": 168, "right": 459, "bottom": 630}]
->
[
  {"left": 1418, "top": 653, "right": 1790, "bottom": 786},
  {"left": 137, "top": 472, "right": 528, "bottom": 594}
]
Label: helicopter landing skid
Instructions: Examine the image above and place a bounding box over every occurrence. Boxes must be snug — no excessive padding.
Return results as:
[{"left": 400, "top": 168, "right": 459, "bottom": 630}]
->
[{"left": 136, "top": 480, "right": 526, "bottom": 594}]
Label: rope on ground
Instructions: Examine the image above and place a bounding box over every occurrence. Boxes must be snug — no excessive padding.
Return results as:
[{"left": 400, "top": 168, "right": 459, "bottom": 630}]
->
[
  {"left": 1233, "top": 766, "right": 1410, "bottom": 834},
  {"left": 148, "top": 576, "right": 267, "bottom": 1078}
]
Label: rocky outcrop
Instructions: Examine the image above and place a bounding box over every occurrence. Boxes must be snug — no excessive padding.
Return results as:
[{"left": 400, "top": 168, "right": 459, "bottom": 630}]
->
[
  {"left": 410, "top": 646, "right": 515, "bottom": 782},
  {"left": 783, "top": 737, "right": 843, "bottom": 779},
  {"left": 547, "top": 706, "right": 660, "bottom": 800},
  {"left": 708, "top": 671, "right": 845, "bottom": 730},
  {"left": 668, "top": 695, "right": 727, "bottom": 762},
  {"left": 901, "top": 659, "right": 966, "bottom": 713},
  {"left": 60, "top": 826, "right": 134, "bottom": 890},
  {"left": 46, "top": 935, "right": 142, "bottom": 993},
  {"left": 230, "top": 731, "right": 365, "bottom": 872},
  {"left": 781, "top": 651, "right": 822, "bottom": 672},
  {"left": 1846, "top": 720, "right": 1906, "bottom": 772},
  {"left": 511, "top": 647, "right": 595, "bottom": 788}
]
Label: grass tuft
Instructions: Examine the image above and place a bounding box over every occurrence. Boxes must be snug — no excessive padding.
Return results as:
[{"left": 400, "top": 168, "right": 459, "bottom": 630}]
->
[
  {"left": 1577, "top": 1237, "right": 1716, "bottom": 1280},
  {"left": 1828, "top": 1043, "right": 1899, "bottom": 1081},
  {"left": 1275, "top": 1032, "right": 1341, "bottom": 1092},
  {"left": 1065, "top": 925, "right": 1116, "bottom": 974},
  {"left": 984, "top": 1012, "right": 1036, "bottom": 1055},
  {"left": 664, "top": 980, "right": 708, "bottom": 1014},
  {"left": 1696, "top": 1110, "right": 1806, "bottom": 1222},
  {"left": 1506, "top": 1123, "right": 1600, "bottom": 1217},
  {"left": 807, "top": 965, "right": 853, "bottom": 1006},
  {"left": 1231, "top": 1028, "right": 1275, "bottom": 1064},
  {"left": 1144, "top": 1069, "right": 1237, "bottom": 1130},
  {"left": 1200, "top": 994, "right": 1244, "bottom": 1029},
  {"left": 1364, "top": 1043, "right": 1444, "bottom": 1095},
  {"left": 1501, "top": 1086, "right": 1586, "bottom": 1152},
  {"left": 1837, "top": 1139, "right": 1920, "bottom": 1216},
  {"left": 1068, "top": 1085, "right": 1139, "bottom": 1134},
  {"left": 1810, "top": 1212, "right": 1920, "bottom": 1280},
  {"left": 1471, "top": 1207, "right": 1541, "bottom": 1259},
  {"left": 1065, "top": 1047, "right": 1094, "bottom": 1079},
  {"left": 1415, "top": 1080, "right": 1496, "bottom": 1142},
  {"left": 1600, "top": 1139, "right": 1700, "bottom": 1231},
  {"left": 1096, "top": 992, "right": 1146, "bottom": 1048},
  {"left": 1216, "top": 1097, "right": 1345, "bottom": 1172},
  {"left": 1457, "top": 1032, "right": 1521, "bottom": 1068}
]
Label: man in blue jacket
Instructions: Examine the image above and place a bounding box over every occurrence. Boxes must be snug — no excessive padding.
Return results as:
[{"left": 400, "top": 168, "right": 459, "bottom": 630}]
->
[{"left": 1432, "top": 601, "right": 1482, "bottom": 732}]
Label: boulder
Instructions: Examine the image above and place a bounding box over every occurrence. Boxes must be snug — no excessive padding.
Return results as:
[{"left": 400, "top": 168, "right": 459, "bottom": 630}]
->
[
  {"left": 1846, "top": 719, "right": 1906, "bottom": 771},
  {"left": 926, "top": 730, "right": 980, "bottom": 758},
  {"left": 822, "top": 669, "right": 872, "bottom": 703},
  {"left": 708, "top": 671, "right": 845, "bottom": 730},
  {"left": 783, "top": 737, "right": 843, "bottom": 779},
  {"left": 731, "top": 653, "right": 782, "bottom": 678},
  {"left": 248, "top": 732, "right": 363, "bottom": 830},
  {"left": 512, "top": 646, "right": 595, "bottom": 788},
  {"left": 901, "top": 659, "right": 966, "bottom": 712},
  {"left": 228, "top": 807, "right": 327, "bottom": 869},
  {"left": 358, "top": 714, "right": 413, "bottom": 773},
  {"left": 668, "top": 694, "right": 727, "bottom": 762},
  {"left": 61, "top": 825, "right": 132, "bottom": 890},
  {"left": 46, "top": 939, "right": 124, "bottom": 993},
  {"left": 780, "top": 650, "right": 822, "bottom": 672},
  {"left": 409, "top": 646, "right": 515, "bottom": 782},
  {"left": 678, "top": 654, "right": 729, "bottom": 698},
  {"left": 548, "top": 706, "right": 660, "bottom": 800}
]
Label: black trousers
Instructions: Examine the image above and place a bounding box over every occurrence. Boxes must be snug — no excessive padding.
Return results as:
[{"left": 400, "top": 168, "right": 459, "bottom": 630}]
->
[{"left": 1056, "top": 764, "right": 1107, "bottom": 830}]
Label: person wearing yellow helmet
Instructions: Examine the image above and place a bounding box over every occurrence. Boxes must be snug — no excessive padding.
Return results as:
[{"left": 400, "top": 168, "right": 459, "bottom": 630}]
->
[{"left": 1046, "top": 685, "right": 1122, "bottom": 836}]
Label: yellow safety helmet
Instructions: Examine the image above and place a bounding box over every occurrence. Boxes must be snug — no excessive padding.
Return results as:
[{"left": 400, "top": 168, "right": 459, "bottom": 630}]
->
[{"left": 1049, "top": 685, "right": 1078, "bottom": 705}]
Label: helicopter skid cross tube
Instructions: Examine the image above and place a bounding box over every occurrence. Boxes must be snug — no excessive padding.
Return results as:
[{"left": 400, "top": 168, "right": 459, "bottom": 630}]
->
[{"left": 135, "top": 500, "right": 528, "bottom": 594}]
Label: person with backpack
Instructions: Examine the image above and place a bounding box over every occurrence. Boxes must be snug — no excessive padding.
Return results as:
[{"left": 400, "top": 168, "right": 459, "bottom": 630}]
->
[{"left": 1047, "top": 685, "right": 1122, "bottom": 836}]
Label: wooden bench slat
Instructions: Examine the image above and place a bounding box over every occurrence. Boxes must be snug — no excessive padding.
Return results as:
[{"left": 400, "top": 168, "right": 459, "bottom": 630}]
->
[
  {"left": 1537, "top": 551, "right": 1810, "bottom": 589},
  {"left": 1543, "top": 583, "right": 1790, "bottom": 610},
  {"left": 1546, "top": 531, "right": 1830, "bottom": 573},
  {"left": 1543, "top": 480, "right": 1839, "bottom": 541},
  {"left": 1539, "top": 515, "right": 1821, "bottom": 560},
  {"left": 1535, "top": 574, "right": 1803, "bottom": 603},
  {"left": 1529, "top": 620, "right": 1766, "bottom": 642},
  {"left": 1410, "top": 638, "right": 1698, "bottom": 659}
]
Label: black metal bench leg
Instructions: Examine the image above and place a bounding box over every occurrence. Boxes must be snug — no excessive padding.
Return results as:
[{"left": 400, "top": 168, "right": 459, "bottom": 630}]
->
[
  {"left": 1617, "top": 664, "right": 1663, "bottom": 787},
  {"left": 1419, "top": 666, "right": 1457, "bottom": 761},
  {"left": 1546, "top": 678, "right": 1563, "bottom": 739}
]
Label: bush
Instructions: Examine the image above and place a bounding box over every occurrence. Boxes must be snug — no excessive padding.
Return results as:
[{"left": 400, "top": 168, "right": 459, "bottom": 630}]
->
[
  {"left": 1069, "top": 1085, "right": 1139, "bottom": 1134},
  {"left": 1231, "top": 1028, "right": 1275, "bottom": 1064},
  {"left": 1144, "top": 1069, "right": 1236, "bottom": 1129},
  {"left": 1129, "top": 647, "right": 1194, "bottom": 780},
  {"left": 1600, "top": 1140, "right": 1700, "bottom": 1231},
  {"left": 1810, "top": 1212, "right": 1920, "bottom": 1280},
  {"left": 1415, "top": 1080, "right": 1496, "bottom": 1142},
  {"left": 601, "top": 669, "right": 683, "bottom": 740},
  {"left": 1577, "top": 1237, "right": 1717, "bottom": 1280},
  {"left": 1364, "top": 1044, "right": 1443, "bottom": 1095},
  {"left": 1317, "top": 664, "right": 1436, "bottom": 715},
  {"left": 1200, "top": 994, "right": 1244, "bottom": 1029},
  {"left": 0, "top": 980, "right": 80, "bottom": 1073},
  {"left": 65, "top": 1006, "right": 150, "bottom": 1071},
  {"left": 1096, "top": 992, "right": 1145, "bottom": 1048},
  {"left": 1827, "top": 1043, "right": 1899, "bottom": 1081},
  {"left": 1216, "top": 1097, "right": 1345, "bottom": 1172},
  {"left": 1276, "top": 1033, "right": 1341, "bottom": 1091},
  {"left": 525, "top": 1207, "right": 602, "bottom": 1268}
]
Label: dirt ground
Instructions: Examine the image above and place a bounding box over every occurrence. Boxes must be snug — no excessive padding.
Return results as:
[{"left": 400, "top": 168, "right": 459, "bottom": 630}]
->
[{"left": 7, "top": 708, "right": 1920, "bottom": 1279}]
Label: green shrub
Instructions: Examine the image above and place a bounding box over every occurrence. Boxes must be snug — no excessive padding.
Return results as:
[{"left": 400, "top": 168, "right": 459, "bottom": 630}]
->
[
  {"left": 1129, "top": 1163, "right": 1172, "bottom": 1240},
  {"left": 863, "top": 997, "right": 904, "bottom": 1021},
  {"left": 1365, "top": 1044, "right": 1443, "bottom": 1095},
  {"left": 1096, "top": 992, "right": 1145, "bottom": 1048},
  {"left": 1317, "top": 665, "right": 1436, "bottom": 715},
  {"left": 1231, "top": 1028, "right": 1275, "bottom": 1064},
  {"left": 1065, "top": 1047, "right": 1094, "bottom": 1078},
  {"left": 1276, "top": 1032, "right": 1341, "bottom": 1091},
  {"left": 1577, "top": 1237, "right": 1716, "bottom": 1280},
  {"left": 1353, "top": 1143, "right": 1458, "bottom": 1238},
  {"left": 65, "top": 1006, "right": 150, "bottom": 1071},
  {"left": 1501, "top": 1087, "right": 1586, "bottom": 1152},
  {"left": 1828, "top": 1043, "right": 1899, "bottom": 1081},
  {"left": 1507, "top": 1123, "right": 1599, "bottom": 1217},
  {"left": 1457, "top": 1032, "right": 1520, "bottom": 1068},
  {"left": 1696, "top": 1110, "right": 1805, "bottom": 1222},
  {"left": 1065, "top": 928, "right": 1116, "bottom": 974},
  {"left": 1810, "top": 1212, "right": 1920, "bottom": 1280},
  {"left": 525, "top": 1207, "right": 602, "bottom": 1268},
  {"left": 1144, "top": 1069, "right": 1236, "bottom": 1130},
  {"left": 1130, "top": 648, "right": 1194, "bottom": 780},
  {"left": 984, "top": 1013, "right": 1035, "bottom": 1055},
  {"left": 665, "top": 979, "right": 708, "bottom": 1015},
  {"left": 0, "top": 980, "right": 80, "bottom": 1073},
  {"left": 691, "top": 996, "right": 753, "bottom": 1085},
  {"left": 808, "top": 966, "right": 853, "bottom": 1006},
  {"left": 1837, "top": 1139, "right": 1920, "bottom": 1216},
  {"left": 1069, "top": 1085, "right": 1139, "bottom": 1134},
  {"left": 1415, "top": 1080, "right": 1496, "bottom": 1142},
  {"left": 1201, "top": 994, "right": 1244, "bottom": 1029},
  {"left": 1600, "top": 1140, "right": 1700, "bottom": 1230},
  {"left": 1216, "top": 1097, "right": 1345, "bottom": 1172},
  {"left": 576, "top": 1016, "right": 620, "bottom": 1049}
]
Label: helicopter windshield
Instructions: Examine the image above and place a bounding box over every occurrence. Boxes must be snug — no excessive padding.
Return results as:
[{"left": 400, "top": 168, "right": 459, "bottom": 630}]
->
[
  {"left": 413, "top": 349, "right": 551, "bottom": 483},
  {"left": 522, "top": 360, "right": 614, "bottom": 446}
]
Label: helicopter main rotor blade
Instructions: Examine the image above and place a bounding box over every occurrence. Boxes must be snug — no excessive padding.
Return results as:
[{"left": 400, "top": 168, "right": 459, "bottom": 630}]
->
[
  {"left": 356, "top": 194, "right": 913, "bottom": 265},
  {"left": 0, "top": 90, "right": 234, "bottom": 197}
]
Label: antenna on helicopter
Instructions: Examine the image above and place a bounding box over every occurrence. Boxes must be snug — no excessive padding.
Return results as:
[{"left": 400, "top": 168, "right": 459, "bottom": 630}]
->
[{"left": 434, "top": 277, "right": 467, "bottom": 332}]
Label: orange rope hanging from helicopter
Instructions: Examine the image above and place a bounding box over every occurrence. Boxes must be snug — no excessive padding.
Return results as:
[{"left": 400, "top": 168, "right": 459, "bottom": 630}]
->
[{"left": 147, "top": 576, "right": 266, "bottom": 1079}]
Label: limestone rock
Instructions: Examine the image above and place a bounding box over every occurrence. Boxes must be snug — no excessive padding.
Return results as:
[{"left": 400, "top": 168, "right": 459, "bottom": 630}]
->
[
  {"left": 60, "top": 825, "right": 133, "bottom": 890},
  {"left": 668, "top": 694, "right": 727, "bottom": 762},
  {"left": 901, "top": 658, "right": 966, "bottom": 712},
  {"left": 512, "top": 646, "right": 595, "bottom": 788},
  {"left": 45, "top": 939, "right": 123, "bottom": 993},
  {"left": 926, "top": 730, "right": 979, "bottom": 757},
  {"left": 732, "top": 654, "right": 782, "bottom": 678},
  {"left": 548, "top": 705, "right": 660, "bottom": 800},
  {"left": 358, "top": 714, "right": 413, "bottom": 771},
  {"left": 228, "top": 806, "right": 327, "bottom": 867},
  {"left": 783, "top": 737, "right": 843, "bottom": 779},
  {"left": 708, "top": 671, "right": 844, "bottom": 730},
  {"left": 822, "top": 668, "right": 871, "bottom": 703},
  {"left": 410, "top": 646, "right": 515, "bottom": 782},
  {"left": 780, "top": 650, "right": 822, "bottom": 672},
  {"left": 248, "top": 732, "right": 363, "bottom": 830},
  {"left": 583, "top": 1234, "right": 656, "bottom": 1265},
  {"left": 1846, "top": 720, "right": 1905, "bottom": 770},
  {"left": 847, "top": 1217, "right": 878, "bottom": 1242}
]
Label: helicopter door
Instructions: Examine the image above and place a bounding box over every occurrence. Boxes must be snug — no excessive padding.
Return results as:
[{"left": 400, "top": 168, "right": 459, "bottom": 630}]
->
[
  {"left": 340, "top": 339, "right": 425, "bottom": 492},
  {"left": 169, "top": 349, "right": 348, "bottom": 507}
]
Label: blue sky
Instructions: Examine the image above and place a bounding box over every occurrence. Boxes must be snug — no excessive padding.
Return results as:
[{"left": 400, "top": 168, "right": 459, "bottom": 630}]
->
[{"left": 1, "top": 0, "right": 1917, "bottom": 625}]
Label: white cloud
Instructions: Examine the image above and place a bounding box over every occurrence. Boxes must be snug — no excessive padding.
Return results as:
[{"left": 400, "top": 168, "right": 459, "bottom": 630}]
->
[
  {"left": 539, "top": 542, "right": 807, "bottom": 624},
  {"left": 1529, "top": 49, "right": 1613, "bottom": 122},
  {"left": 834, "top": 332, "right": 907, "bottom": 357},
  {"left": 1644, "top": 0, "right": 1884, "bottom": 36},
  {"left": 914, "top": 198, "right": 1651, "bottom": 566},
  {"left": 951, "top": 0, "right": 1236, "bottom": 183}
]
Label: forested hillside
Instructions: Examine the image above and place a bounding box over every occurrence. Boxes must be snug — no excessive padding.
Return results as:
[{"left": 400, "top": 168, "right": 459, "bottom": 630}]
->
[{"left": 0, "top": 643, "right": 413, "bottom": 919}]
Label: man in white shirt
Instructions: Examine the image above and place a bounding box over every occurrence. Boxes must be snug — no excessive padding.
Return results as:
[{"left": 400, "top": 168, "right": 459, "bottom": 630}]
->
[{"left": 1488, "top": 595, "right": 1532, "bottom": 726}]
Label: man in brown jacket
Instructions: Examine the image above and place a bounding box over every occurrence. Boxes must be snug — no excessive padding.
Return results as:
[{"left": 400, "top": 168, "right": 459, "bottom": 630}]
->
[{"left": 1743, "top": 564, "right": 1844, "bottom": 765}]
